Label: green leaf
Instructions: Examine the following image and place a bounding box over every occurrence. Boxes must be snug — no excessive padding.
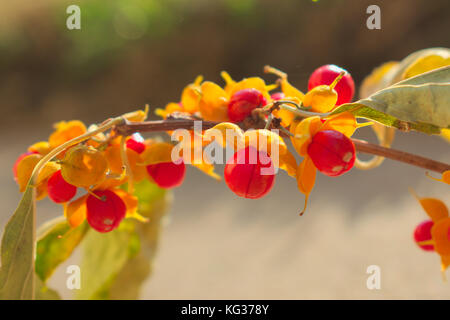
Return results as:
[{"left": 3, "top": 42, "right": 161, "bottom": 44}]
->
[
  {"left": 132, "top": 180, "right": 170, "bottom": 258},
  {"left": 107, "top": 180, "right": 170, "bottom": 300},
  {"left": 78, "top": 180, "right": 171, "bottom": 300},
  {"left": 0, "top": 186, "right": 36, "bottom": 300},
  {"left": 106, "top": 254, "right": 151, "bottom": 300},
  {"left": 35, "top": 220, "right": 89, "bottom": 282},
  {"left": 76, "top": 220, "right": 140, "bottom": 300},
  {"left": 332, "top": 66, "right": 449, "bottom": 134},
  {"left": 36, "top": 216, "right": 67, "bottom": 239}
]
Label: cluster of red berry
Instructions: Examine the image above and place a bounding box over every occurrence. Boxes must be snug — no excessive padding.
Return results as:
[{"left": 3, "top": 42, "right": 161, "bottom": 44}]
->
[
  {"left": 227, "top": 64, "right": 354, "bottom": 124},
  {"left": 14, "top": 64, "right": 359, "bottom": 233},
  {"left": 222, "top": 65, "right": 356, "bottom": 200},
  {"left": 13, "top": 119, "right": 187, "bottom": 233}
]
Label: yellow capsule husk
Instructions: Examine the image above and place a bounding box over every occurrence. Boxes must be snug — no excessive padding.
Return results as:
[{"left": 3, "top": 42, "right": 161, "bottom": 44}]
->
[
  {"left": 61, "top": 145, "right": 107, "bottom": 188},
  {"left": 303, "top": 86, "right": 338, "bottom": 113}
]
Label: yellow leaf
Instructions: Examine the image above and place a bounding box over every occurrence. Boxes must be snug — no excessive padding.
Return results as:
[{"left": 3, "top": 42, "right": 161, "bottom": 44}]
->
[
  {"left": 386, "top": 47, "right": 450, "bottom": 84},
  {"left": 359, "top": 61, "right": 399, "bottom": 98},
  {"left": 403, "top": 54, "right": 450, "bottom": 80}
]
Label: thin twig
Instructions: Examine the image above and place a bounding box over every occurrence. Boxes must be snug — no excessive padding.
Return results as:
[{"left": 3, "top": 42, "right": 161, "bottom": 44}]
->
[
  {"left": 352, "top": 139, "right": 449, "bottom": 174},
  {"left": 116, "top": 119, "right": 450, "bottom": 174},
  {"left": 116, "top": 119, "right": 218, "bottom": 136}
]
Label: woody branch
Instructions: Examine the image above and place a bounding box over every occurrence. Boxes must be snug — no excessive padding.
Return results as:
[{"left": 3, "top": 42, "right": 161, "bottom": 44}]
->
[{"left": 116, "top": 119, "right": 450, "bottom": 174}]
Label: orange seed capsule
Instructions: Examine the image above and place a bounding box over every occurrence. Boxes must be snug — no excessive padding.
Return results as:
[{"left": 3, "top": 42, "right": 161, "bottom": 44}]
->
[{"left": 61, "top": 145, "right": 107, "bottom": 188}]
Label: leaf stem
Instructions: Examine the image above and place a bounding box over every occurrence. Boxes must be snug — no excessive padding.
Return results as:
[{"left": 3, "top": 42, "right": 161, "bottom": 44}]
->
[{"left": 278, "top": 104, "right": 329, "bottom": 118}]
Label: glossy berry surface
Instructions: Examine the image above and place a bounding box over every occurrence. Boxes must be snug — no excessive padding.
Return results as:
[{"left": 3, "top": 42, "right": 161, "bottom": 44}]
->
[
  {"left": 308, "top": 64, "right": 355, "bottom": 106},
  {"left": 414, "top": 220, "right": 435, "bottom": 251},
  {"left": 228, "top": 89, "right": 267, "bottom": 123},
  {"left": 86, "top": 190, "right": 126, "bottom": 233},
  {"left": 47, "top": 170, "right": 77, "bottom": 203},
  {"left": 126, "top": 133, "right": 146, "bottom": 154},
  {"left": 270, "top": 92, "right": 285, "bottom": 101},
  {"left": 224, "top": 147, "right": 275, "bottom": 199},
  {"left": 146, "top": 161, "right": 186, "bottom": 189},
  {"left": 307, "top": 130, "right": 355, "bottom": 177}
]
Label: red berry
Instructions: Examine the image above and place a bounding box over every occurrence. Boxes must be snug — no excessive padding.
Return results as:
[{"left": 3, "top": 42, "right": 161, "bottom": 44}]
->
[
  {"left": 47, "top": 170, "right": 77, "bottom": 203},
  {"left": 126, "top": 133, "right": 145, "bottom": 154},
  {"left": 414, "top": 220, "right": 435, "bottom": 251},
  {"left": 86, "top": 190, "right": 126, "bottom": 233},
  {"left": 228, "top": 89, "right": 267, "bottom": 123},
  {"left": 146, "top": 161, "right": 186, "bottom": 189},
  {"left": 271, "top": 92, "right": 285, "bottom": 101},
  {"left": 308, "top": 64, "right": 355, "bottom": 106},
  {"left": 224, "top": 147, "right": 275, "bottom": 199},
  {"left": 307, "top": 130, "right": 355, "bottom": 177},
  {"left": 13, "top": 151, "right": 37, "bottom": 182}
]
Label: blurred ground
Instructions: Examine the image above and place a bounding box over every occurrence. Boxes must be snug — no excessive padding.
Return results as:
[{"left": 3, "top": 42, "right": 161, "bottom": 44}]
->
[{"left": 0, "top": 0, "right": 449, "bottom": 299}]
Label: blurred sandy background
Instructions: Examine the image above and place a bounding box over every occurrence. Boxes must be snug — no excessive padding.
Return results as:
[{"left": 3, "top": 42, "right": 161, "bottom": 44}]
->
[{"left": 1, "top": 0, "right": 449, "bottom": 299}]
